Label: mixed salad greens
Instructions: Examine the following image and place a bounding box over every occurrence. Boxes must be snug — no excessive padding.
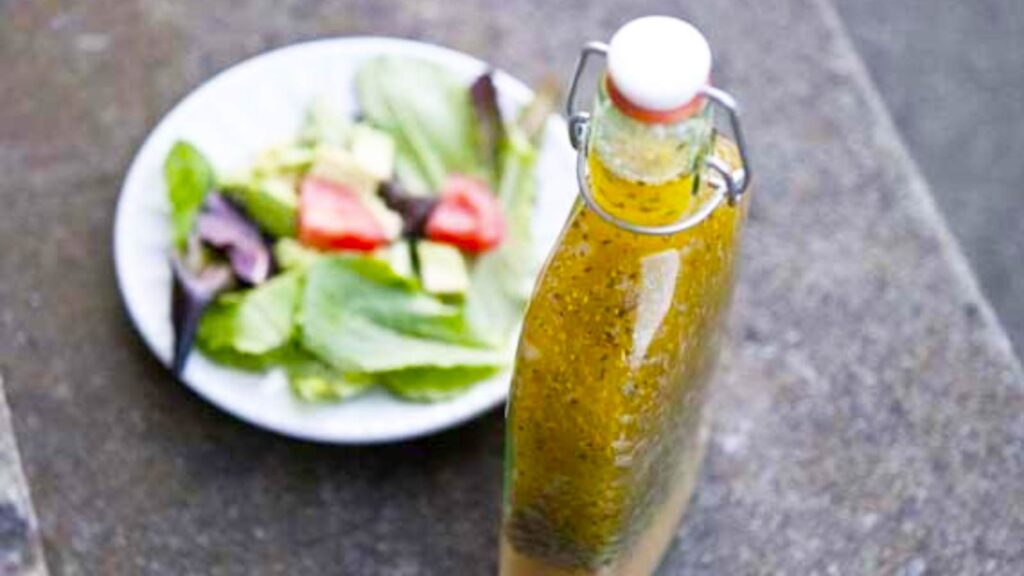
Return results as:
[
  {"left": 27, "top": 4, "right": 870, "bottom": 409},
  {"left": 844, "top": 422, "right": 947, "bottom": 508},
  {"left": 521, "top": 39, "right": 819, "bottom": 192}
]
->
[{"left": 168, "top": 57, "right": 557, "bottom": 402}]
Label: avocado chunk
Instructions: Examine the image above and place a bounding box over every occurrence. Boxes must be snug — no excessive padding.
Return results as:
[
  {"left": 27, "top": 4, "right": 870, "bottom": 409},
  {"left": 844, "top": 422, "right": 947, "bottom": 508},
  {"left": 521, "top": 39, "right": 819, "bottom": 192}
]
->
[
  {"left": 253, "top": 144, "right": 315, "bottom": 177},
  {"left": 416, "top": 241, "right": 470, "bottom": 297},
  {"left": 310, "top": 145, "right": 380, "bottom": 197},
  {"left": 377, "top": 240, "right": 416, "bottom": 282},
  {"left": 274, "top": 238, "right": 322, "bottom": 271},
  {"left": 350, "top": 124, "right": 396, "bottom": 181},
  {"left": 224, "top": 175, "right": 298, "bottom": 238}
]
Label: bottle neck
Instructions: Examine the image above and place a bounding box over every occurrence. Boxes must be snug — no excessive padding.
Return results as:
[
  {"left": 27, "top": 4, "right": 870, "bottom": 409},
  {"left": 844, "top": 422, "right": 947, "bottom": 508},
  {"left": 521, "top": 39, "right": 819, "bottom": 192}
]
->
[
  {"left": 586, "top": 78, "right": 717, "bottom": 229},
  {"left": 591, "top": 78, "right": 714, "bottom": 186}
]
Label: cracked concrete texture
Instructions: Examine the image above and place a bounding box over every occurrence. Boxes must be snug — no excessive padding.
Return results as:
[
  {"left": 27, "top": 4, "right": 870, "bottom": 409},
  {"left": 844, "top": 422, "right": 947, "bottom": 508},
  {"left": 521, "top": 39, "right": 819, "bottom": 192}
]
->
[{"left": 0, "top": 0, "right": 1022, "bottom": 574}]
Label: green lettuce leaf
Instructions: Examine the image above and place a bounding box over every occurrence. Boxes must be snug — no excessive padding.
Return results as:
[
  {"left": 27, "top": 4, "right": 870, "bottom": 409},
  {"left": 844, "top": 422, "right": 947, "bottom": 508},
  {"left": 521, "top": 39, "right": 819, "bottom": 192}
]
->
[
  {"left": 308, "top": 256, "right": 472, "bottom": 342},
  {"left": 166, "top": 141, "right": 215, "bottom": 250},
  {"left": 196, "top": 343, "right": 292, "bottom": 372},
  {"left": 197, "top": 271, "right": 302, "bottom": 359},
  {"left": 381, "top": 366, "right": 501, "bottom": 402},
  {"left": 300, "top": 257, "right": 502, "bottom": 375},
  {"left": 356, "top": 57, "right": 477, "bottom": 193},
  {"left": 464, "top": 119, "right": 543, "bottom": 346},
  {"left": 285, "top": 351, "right": 374, "bottom": 402}
]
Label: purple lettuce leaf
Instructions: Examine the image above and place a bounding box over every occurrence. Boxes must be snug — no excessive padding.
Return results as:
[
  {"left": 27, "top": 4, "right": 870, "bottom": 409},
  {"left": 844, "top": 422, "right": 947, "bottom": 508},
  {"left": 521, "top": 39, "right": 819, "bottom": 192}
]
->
[
  {"left": 170, "top": 240, "right": 234, "bottom": 376},
  {"left": 195, "top": 193, "right": 273, "bottom": 285},
  {"left": 378, "top": 180, "right": 439, "bottom": 238},
  {"left": 470, "top": 71, "right": 506, "bottom": 182}
]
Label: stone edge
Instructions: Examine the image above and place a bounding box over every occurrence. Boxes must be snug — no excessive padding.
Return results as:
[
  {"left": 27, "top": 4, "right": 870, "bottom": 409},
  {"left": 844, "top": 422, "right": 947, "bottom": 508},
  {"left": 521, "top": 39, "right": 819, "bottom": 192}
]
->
[
  {"left": 0, "top": 373, "right": 47, "bottom": 575},
  {"left": 815, "top": 0, "right": 1024, "bottom": 378}
]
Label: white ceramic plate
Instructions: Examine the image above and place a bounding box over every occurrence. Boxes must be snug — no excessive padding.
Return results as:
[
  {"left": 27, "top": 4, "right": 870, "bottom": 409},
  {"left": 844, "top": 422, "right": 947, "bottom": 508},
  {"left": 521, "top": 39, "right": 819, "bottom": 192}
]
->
[{"left": 114, "top": 38, "right": 576, "bottom": 444}]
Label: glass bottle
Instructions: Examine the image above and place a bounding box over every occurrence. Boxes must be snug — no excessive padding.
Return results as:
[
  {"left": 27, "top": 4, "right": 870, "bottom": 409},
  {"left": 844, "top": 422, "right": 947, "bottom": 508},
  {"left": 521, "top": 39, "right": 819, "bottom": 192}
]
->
[{"left": 500, "top": 17, "right": 752, "bottom": 575}]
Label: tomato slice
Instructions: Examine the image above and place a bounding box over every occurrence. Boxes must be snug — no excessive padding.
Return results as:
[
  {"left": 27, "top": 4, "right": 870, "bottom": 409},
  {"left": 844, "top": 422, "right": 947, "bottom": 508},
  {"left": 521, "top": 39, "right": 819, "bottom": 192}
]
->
[
  {"left": 425, "top": 175, "right": 505, "bottom": 253},
  {"left": 299, "top": 176, "right": 389, "bottom": 252}
]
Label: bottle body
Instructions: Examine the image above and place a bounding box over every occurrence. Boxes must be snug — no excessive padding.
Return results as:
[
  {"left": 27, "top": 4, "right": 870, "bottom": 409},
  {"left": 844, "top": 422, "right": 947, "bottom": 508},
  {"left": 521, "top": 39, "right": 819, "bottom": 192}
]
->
[{"left": 500, "top": 105, "right": 747, "bottom": 573}]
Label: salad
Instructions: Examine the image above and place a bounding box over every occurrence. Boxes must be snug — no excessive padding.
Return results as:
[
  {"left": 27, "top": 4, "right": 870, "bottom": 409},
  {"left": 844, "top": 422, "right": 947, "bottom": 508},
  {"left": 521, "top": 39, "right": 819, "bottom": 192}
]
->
[{"left": 167, "top": 57, "right": 556, "bottom": 403}]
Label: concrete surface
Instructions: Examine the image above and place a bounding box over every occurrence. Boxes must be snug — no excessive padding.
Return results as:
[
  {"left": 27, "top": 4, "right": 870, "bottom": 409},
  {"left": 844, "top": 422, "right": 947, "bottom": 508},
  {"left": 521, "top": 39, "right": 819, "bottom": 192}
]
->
[
  {"left": 1, "top": 0, "right": 1023, "bottom": 574},
  {"left": 836, "top": 0, "right": 1024, "bottom": 357}
]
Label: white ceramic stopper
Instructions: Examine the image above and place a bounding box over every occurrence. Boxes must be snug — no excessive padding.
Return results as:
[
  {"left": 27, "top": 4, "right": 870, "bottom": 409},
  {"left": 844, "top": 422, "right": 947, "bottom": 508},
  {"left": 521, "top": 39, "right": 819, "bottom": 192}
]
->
[{"left": 607, "top": 16, "right": 712, "bottom": 112}]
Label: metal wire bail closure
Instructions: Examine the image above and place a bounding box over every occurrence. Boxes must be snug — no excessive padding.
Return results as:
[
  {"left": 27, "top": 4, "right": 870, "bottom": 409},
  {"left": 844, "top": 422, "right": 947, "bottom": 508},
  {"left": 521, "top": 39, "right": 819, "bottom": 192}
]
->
[{"left": 565, "top": 42, "right": 753, "bottom": 236}]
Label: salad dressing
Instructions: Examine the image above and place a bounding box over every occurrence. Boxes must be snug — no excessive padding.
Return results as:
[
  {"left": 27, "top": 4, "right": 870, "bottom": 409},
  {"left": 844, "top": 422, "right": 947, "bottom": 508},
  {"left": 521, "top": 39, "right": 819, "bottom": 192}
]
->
[{"left": 501, "top": 17, "right": 751, "bottom": 575}]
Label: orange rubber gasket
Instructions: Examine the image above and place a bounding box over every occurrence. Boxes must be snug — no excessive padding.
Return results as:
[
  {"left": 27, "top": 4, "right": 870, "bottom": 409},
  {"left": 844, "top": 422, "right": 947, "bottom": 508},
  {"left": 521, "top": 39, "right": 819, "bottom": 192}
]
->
[{"left": 606, "top": 76, "right": 707, "bottom": 124}]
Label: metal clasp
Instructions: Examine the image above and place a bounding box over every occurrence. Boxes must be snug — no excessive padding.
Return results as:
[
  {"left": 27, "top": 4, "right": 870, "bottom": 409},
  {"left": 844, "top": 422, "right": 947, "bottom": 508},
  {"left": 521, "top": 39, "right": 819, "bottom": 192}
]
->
[
  {"left": 566, "top": 42, "right": 610, "bottom": 150},
  {"left": 701, "top": 86, "right": 751, "bottom": 205},
  {"left": 564, "top": 42, "right": 753, "bottom": 235}
]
